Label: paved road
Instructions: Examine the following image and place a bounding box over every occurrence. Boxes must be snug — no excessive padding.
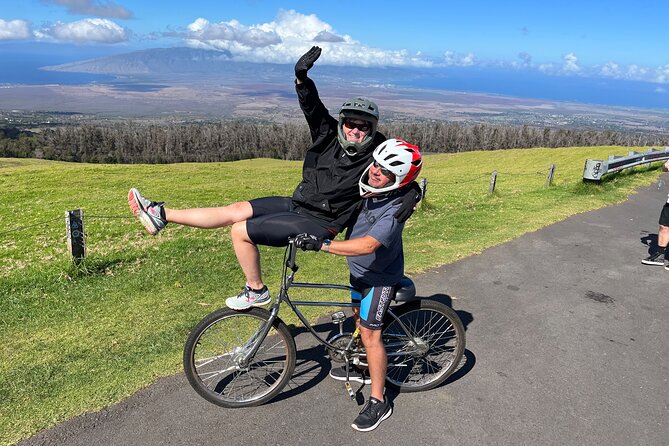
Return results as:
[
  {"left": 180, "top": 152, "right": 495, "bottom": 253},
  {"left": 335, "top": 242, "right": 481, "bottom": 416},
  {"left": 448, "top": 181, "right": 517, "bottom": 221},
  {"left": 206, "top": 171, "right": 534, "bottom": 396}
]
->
[{"left": 20, "top": 180, "right": 669, "bottom": 446}]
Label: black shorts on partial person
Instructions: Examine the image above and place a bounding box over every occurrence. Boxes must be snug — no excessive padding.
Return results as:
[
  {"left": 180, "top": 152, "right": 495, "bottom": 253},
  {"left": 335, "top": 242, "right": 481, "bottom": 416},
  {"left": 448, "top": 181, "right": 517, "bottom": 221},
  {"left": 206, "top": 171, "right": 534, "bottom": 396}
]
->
[
  {"left": 350, "top": 276, "right": 396, "bottom": 331},
  {"left": 246, "top": 196, "right": 336, "bottom": 247},
  {"left": 659, "top": 203, "right": 669, "bottom": 226}
]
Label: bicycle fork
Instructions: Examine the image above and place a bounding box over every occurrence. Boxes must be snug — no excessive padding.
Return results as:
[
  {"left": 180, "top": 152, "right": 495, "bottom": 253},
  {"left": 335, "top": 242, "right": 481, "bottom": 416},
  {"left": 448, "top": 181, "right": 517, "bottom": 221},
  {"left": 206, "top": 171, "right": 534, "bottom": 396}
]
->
[{"left": 236, "top": 306, "right": 281, "bottom": 369}]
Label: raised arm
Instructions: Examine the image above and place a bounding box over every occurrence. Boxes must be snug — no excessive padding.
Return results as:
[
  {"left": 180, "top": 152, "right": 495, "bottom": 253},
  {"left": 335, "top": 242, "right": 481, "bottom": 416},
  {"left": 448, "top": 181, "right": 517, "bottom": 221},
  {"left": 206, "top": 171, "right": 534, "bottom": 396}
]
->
[{"left": 294, "top": 46, "right": 336, "bottom": 142}]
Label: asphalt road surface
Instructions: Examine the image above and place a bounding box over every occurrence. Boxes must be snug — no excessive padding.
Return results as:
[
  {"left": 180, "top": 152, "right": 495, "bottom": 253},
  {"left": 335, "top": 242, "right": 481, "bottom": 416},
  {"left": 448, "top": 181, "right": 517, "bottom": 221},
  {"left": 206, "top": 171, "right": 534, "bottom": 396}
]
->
[{"left": 20, "top": 180, "right": 669, "bottom": 446}]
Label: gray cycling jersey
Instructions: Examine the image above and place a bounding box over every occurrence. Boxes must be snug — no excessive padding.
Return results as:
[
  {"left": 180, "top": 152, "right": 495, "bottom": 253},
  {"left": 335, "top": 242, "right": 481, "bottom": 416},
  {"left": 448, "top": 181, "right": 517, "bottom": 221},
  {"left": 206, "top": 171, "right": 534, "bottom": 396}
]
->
[{"left": 347, "top": 194, "right": 404, "bottom": 286}]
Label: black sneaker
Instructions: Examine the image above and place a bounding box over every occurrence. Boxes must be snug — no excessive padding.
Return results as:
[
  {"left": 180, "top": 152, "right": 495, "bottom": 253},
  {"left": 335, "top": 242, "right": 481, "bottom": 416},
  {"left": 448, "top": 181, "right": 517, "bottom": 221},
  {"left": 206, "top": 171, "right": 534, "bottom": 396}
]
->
[
  {"left": 352, "top": 397, "right": 392, "bottom": 432},
  {"left": 641, "top": 252, "right": 666, "bottom": 266},
  {"left": 329, "top": 366, "right": 371, "bottom": 384}
]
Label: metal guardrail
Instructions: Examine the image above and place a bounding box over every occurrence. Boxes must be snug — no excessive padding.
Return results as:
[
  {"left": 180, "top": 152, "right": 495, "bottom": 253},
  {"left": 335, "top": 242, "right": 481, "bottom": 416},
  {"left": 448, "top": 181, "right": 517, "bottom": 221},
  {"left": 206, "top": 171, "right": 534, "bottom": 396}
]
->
[{"left": 583, "top": 147, "right": 669, "bottom": 181}]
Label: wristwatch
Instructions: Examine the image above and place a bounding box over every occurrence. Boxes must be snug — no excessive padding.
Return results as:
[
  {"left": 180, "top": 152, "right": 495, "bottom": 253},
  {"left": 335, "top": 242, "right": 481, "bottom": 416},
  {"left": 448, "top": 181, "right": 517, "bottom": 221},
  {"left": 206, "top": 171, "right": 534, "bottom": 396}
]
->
[{"left": 322, "top": 239, "right": 331, "bottom": 252}]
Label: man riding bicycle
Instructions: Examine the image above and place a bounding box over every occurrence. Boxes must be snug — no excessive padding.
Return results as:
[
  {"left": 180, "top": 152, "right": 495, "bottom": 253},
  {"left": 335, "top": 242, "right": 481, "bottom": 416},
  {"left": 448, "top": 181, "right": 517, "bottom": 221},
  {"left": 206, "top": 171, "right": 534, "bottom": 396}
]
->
[{"left": 294, "top": 138, "right": 423, "bottom": 432}]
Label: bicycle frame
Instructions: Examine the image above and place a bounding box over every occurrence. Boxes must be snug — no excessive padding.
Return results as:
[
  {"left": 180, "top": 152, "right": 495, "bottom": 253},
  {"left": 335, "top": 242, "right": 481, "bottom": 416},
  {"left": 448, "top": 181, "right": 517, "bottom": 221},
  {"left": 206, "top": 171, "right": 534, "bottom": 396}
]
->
[{"left": 239, "top": 241, "right": 417, "bottom": 366}]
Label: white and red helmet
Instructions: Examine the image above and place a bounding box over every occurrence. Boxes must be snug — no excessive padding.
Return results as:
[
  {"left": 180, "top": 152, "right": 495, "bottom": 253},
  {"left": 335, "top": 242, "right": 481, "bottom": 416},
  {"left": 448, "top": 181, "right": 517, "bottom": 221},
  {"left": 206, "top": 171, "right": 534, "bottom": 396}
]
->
[{"left": 359, "top": 138, "right": 423, "bottom": 197}]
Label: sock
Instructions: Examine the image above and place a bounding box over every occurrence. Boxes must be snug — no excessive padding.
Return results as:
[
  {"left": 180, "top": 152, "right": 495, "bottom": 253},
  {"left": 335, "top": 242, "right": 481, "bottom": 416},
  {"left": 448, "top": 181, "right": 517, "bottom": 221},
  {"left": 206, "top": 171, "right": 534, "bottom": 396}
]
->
[{"left": 658, "top": 245, "right": 666, "bottom": 255}]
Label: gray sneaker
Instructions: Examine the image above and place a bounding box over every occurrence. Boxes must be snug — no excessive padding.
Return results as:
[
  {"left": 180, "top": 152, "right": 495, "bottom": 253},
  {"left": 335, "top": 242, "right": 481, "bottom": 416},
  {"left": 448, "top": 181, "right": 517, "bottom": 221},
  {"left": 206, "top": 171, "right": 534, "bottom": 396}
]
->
[
  {"left": 128, "top": 188, "right": 167, "bottom": 235},
  {"left": 641, "top": 252, "right": 665, "bottom": 266},
  {"left": 225, "top": 285, "right": 271, "bottom": 310},
  {"left": 351, "top": 396, "right": 392, "bottom": 432}
]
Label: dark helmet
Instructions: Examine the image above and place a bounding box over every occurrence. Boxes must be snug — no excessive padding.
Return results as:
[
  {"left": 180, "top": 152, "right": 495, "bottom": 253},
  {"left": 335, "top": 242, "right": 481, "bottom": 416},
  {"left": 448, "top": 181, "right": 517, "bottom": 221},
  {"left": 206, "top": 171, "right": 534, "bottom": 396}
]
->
[{"left": 337, "top": 97, "right": 380, "bottom": 156}]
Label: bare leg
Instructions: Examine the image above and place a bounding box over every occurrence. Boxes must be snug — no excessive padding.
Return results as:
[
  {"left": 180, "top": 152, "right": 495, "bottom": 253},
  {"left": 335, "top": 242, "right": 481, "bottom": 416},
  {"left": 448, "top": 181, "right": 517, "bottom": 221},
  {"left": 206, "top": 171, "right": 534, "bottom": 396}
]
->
[
  {"left": 659, "top": 224, "right": 669, "bottom": 247},
  {"left": 231, "top": 221, "right": 264, "bottom": 290},
  {"left": 360, "top": 327, "right": 386, "bottom": 401},
  {"left": 165, "top": 201, "right": 253, "bottom": 229}
]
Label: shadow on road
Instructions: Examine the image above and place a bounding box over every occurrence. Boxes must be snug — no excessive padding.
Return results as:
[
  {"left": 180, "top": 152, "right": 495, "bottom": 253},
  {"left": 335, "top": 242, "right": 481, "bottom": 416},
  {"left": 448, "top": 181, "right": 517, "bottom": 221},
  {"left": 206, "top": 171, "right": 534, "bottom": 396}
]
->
[
  {"left": 268, "top": 295, "right": 476, "bottom": 405},
  {"left": 640, "top": 232, "right": 658, "bottom": 253}
]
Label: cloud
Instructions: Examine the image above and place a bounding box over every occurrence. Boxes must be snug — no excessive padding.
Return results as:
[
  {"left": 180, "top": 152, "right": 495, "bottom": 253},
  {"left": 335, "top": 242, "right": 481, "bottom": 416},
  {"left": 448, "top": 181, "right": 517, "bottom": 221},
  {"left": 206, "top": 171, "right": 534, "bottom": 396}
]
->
[
  {"left": 654, "top": 64, "right": 669, "bottom": 83},
  {"left": 517, "top": 52, "right": 532, "bottom": 66},
  {"left": 595, "top": 62, "right": 669, "bottom": 84},
  {"left": 37, "top": 18, "right": 128, "bottom": 43},
  {"left": 656, "top": 87, "right": 666, "bottom": 93},
  {"left": 442, "top": 51, "right": 477, "bottom": 67},
  {"left": 182, "top": 9, "right": 431, "bottom": 67},
  {"left": 313, "top": 30, "right": 345, "bottom": 43},
  {"left": 187, "top": 18, "right": 281, "bottom": 48},
  {"left": 562, "top": 52, "right": 580, "bottom": 73},
  {"left": 0, "top": 19, "right": 32, "bottom": 40},
  {"left": 41, "top": 0, "right": 133, "bottom": 19}
]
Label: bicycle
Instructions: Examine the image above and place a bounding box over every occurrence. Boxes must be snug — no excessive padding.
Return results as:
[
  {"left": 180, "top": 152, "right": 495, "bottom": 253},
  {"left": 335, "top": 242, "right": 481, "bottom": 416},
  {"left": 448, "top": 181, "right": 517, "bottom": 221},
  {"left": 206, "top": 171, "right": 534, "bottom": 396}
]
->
[{"left": 183, "top": 238, "right": 466, "bottom": 408}]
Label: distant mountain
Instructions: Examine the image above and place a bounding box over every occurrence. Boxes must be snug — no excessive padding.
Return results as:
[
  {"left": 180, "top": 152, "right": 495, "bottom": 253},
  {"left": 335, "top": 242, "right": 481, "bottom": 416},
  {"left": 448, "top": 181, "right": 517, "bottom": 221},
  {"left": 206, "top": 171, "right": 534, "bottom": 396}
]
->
[
  {"left": 41, "top": 46, "right": 418, "bottom": 82},
  {"left": 42, "top": 47, "right": 240, "bottom": 75}
]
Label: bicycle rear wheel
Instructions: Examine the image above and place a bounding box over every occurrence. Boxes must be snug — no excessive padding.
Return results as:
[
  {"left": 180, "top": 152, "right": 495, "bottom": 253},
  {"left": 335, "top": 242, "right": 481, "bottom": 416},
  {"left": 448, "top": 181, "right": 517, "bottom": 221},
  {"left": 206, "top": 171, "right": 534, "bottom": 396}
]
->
[
  {"left": 383, "top": 299, "right": 465, "bottom": 392},
  {"left": 183, "top": 307, "right": 296, "bottom": 408}
]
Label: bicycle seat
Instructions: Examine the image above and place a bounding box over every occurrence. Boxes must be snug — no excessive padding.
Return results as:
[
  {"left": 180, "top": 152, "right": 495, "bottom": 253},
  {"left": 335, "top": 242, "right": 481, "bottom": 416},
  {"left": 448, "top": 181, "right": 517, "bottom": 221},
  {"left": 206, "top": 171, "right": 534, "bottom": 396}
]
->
[{"left": 394, "top": 276, "right": 417, "bottom": 302}]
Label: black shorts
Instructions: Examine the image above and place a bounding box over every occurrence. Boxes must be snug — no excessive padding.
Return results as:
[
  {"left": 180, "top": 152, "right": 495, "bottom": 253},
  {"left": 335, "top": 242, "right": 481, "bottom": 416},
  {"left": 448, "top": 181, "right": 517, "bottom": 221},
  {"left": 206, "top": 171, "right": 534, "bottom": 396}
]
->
[
  {"left": 660, "top": 203, "right": 669, "bottom": 226},
  {"left": 350, "top": 276, "right": 395, "bottom": 331},
  {"left": 246, "top": 196, "right": 336, "bottom": 247}
]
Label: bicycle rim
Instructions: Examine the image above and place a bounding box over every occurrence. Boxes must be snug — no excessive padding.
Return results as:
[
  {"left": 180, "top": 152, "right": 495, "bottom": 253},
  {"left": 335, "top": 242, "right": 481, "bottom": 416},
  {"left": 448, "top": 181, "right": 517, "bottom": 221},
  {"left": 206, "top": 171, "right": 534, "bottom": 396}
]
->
[
  {"left": 383, "top": 300, "right": 465, "bottom": 392},
  {"left": 184, "top": 307, "right": 296, "bottom": 408}
]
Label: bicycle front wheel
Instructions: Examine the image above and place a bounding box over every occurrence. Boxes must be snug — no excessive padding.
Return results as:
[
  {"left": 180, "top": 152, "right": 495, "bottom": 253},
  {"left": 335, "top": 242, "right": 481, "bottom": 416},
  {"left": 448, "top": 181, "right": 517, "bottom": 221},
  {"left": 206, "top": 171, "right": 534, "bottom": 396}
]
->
[
  {"left": 183, "top": 307, "right": 296, "bottom": 408},
  {"left": 383, "top": 299, "right": 465, "bottom": 392}
]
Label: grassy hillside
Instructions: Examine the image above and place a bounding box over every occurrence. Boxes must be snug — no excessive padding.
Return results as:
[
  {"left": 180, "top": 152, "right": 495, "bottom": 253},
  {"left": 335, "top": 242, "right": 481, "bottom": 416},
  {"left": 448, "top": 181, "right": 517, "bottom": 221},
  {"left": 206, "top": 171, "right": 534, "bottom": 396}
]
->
[{"left": 0, "top": 147, "right": 664, "bottom": 445}]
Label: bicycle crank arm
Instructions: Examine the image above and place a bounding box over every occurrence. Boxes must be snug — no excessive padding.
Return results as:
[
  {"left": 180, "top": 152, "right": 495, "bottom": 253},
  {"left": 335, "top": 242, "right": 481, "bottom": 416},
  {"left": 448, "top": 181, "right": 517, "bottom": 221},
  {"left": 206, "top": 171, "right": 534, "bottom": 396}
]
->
[{"left": 345, "top": 381, "right": 355, "bottom": 398}]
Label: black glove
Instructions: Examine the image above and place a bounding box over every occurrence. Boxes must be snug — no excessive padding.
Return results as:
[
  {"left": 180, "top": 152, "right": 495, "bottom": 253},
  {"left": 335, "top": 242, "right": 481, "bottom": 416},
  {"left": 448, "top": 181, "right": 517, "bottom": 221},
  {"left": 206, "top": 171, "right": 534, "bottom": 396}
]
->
[
  {"left": 295, "top": 46, "right": 322, "bottom": 81},
  {"left": 394, "top": 181, "right": 423, "bottom": 223},
  {"left": 293, "top": 233, "right": 323, "bottom": 251}
]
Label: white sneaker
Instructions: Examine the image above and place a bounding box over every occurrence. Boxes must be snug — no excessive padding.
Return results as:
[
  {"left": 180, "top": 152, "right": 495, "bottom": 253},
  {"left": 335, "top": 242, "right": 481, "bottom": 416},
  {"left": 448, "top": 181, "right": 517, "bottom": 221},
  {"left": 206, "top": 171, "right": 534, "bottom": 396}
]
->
[{"left": 226, "top": 285, "right": 271, "bottom": 310}]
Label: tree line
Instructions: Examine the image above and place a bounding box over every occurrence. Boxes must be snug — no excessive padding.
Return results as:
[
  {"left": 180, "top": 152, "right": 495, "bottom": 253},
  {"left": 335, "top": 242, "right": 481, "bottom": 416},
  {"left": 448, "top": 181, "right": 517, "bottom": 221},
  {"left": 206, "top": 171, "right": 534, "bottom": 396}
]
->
[{"left": 1, "top": 121, "right": 668, "bottom": 163}]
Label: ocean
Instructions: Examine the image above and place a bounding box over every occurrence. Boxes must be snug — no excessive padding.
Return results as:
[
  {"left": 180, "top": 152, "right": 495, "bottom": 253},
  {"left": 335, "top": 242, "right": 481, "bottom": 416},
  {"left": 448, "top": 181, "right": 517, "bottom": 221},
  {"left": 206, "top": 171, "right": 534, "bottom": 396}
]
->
[{"left": 399, "top": 67, "right": 669, "bottom": 110}]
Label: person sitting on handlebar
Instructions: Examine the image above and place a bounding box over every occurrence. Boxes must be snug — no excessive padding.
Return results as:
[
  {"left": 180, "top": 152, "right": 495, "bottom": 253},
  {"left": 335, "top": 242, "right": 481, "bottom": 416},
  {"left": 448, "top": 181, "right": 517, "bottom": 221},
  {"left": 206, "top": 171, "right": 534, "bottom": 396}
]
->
[
  {"left": 127, "top": 46, "right": 421, "bottom": 311},
  {"left": 294, "top": 138, "right": 423, "bottom": 432}
]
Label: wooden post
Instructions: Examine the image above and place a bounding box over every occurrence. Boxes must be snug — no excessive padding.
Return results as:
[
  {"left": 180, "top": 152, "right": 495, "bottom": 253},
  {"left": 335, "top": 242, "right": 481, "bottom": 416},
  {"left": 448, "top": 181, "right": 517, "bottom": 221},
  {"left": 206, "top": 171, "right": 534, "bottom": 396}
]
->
[
  {"left": 488, "top": 170, "right": 497, "bottom": 194},
  {"left": 65, "top": 209, "right": 85, "bottom": 264},
  {"left": 419, "top": 178, "right": 428, "bottom": 201},
  {"left": 546, "top": 164, "right": 556, "bottom": 187}
]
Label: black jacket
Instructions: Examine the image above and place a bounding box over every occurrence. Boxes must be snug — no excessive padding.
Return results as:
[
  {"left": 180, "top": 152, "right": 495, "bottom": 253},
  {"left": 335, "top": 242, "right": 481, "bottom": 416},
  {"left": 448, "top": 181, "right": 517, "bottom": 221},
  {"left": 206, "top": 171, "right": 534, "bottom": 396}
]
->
[{"left": 292, "top": 78, "right": 386, "bottom": 233}]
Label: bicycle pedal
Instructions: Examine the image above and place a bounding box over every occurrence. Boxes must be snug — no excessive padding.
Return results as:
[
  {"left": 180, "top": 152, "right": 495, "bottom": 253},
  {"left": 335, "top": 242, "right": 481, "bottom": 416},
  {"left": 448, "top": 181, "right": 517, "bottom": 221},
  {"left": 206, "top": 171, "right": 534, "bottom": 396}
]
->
[
  {"left": 353, "top": 357, "right": 368, "bottom": 368},
  {"left": 331, "top": 311, "right": 346, "bottom": 324}
]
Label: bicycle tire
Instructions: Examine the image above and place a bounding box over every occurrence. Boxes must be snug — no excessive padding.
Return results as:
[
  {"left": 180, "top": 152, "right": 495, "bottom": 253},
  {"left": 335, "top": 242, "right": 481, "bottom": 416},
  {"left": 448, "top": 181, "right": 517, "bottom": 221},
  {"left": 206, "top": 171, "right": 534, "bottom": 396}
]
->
[
  {"left": 183, "top": 307, "right": 296, "bottom": 408},
  {"left": 383, "top": 299, "right": 465, "bottom": 392}
]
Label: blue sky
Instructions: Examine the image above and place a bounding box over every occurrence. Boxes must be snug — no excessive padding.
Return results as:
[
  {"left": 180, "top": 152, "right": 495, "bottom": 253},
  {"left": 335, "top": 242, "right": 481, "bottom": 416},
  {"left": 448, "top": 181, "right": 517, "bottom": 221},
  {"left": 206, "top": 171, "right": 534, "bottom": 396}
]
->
[{"left": 1, "top": 0, "right": 668, "bottom": 87}]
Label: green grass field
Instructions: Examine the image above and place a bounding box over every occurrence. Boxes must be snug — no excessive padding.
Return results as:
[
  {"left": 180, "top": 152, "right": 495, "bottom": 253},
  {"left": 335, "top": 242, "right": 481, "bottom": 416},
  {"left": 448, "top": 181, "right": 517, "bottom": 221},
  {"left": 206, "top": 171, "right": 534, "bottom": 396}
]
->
[{"left": 0, "top": 147, "right": 665, "bottom": 445}]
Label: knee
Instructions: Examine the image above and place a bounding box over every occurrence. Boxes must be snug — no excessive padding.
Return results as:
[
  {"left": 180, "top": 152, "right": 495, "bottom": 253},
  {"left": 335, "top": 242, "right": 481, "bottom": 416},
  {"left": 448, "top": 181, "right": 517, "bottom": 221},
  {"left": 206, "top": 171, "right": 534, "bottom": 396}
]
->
[
  {"left": 231, "top": 221, "right": 250, "bottom": 242},
  {"left": 360, "top": 327, "right": 382, "bottom": 347},
  {"left": 226, "top": 201, "right": 253, "bottom": 222}
]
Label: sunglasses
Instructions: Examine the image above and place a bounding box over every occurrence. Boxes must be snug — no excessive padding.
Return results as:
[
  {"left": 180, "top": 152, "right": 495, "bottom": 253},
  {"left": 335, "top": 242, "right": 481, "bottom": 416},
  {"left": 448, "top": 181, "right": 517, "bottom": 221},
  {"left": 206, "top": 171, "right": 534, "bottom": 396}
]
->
[
  {"left": 373, "top": 161, "right": 394, "bottom": 178},
  {"left": 344, "top": 119, "right": 371, "bottom": 132}
]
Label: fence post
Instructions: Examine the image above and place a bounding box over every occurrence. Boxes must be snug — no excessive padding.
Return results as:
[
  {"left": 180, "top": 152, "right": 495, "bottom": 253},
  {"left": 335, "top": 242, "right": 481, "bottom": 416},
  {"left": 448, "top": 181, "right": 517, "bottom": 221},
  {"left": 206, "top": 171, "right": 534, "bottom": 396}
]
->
[
  {"left": 419, "top": 178, "right": 428, "bottom": 202},
  {"left": 546, "top": 164, "right": 556, "bottom": 187},
  {"left": 488, "top": 170, "right": 497, "bottom": 194},
  {"left": 65, "top": 209, "right": 85, "bottom": 264}
]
